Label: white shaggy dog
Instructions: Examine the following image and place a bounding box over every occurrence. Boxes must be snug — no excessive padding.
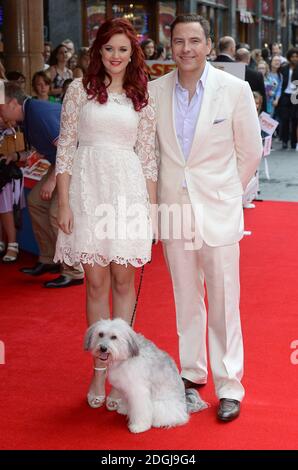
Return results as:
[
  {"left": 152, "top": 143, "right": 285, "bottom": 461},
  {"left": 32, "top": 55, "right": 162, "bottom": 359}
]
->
[{"left": 85, "top": 318, "right": 207, "bottom": 433}]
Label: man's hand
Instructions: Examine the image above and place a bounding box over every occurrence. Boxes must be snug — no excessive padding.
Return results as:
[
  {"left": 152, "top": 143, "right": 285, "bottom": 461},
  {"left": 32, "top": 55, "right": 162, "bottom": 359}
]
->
[
  {"left": 40, "top": 177, "right": 56, "bottom": 201},
  {"left": 58, "top": 204, "right": 74, "bottom": 234}
]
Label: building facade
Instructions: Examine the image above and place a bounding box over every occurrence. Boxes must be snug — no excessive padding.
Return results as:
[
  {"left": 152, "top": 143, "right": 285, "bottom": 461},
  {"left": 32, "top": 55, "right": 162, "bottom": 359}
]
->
[
  {"left": 45, "top": 0, "right": 297, "bottom": 53},
  {"left": 1, "top": 1, "right": 298, "bottom": 69}
]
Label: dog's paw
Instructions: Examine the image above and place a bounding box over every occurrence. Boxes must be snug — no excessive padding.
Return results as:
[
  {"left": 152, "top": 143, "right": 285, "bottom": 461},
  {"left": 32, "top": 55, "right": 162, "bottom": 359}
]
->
[
  {"left": 117, "top": 403, "right": 128, "bottom": 415},
  {"left": 128, "top": 422, "right": 151, "bottom": 434}
]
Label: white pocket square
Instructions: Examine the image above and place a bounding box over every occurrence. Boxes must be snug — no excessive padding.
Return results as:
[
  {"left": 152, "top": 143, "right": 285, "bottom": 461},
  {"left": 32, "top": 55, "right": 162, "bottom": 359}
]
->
[{"left": 213, "top": 118, "right": 226, "bottom": 124}]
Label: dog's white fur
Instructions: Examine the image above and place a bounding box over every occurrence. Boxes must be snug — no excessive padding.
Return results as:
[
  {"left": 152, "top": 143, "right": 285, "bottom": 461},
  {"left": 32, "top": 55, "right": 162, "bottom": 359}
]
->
[{"left": 85, "top": 318, "right": 190, "bottom": 433}]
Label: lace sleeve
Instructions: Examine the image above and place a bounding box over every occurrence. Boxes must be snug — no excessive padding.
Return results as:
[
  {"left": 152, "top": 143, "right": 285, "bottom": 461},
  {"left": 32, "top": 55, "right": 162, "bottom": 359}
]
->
[
  {"left": 55, "top": 79, "right": 86, "bottom": 175},
  {"left": 134, "top": 95, "right": 158, "bottom": 182}
]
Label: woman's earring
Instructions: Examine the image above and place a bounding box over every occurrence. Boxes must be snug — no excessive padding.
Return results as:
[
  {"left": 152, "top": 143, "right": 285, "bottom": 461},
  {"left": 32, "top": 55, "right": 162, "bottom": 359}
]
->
[{"left": 129, "top": 57, "right": 132, "bottom": 62}]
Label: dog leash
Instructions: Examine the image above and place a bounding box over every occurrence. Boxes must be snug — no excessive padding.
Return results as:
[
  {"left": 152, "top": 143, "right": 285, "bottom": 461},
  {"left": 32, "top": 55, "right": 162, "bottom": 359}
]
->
[
  {"left": 129, "top": 238, "right": 156, "bottom": 327},
  {"left": 130, "top": 265, "right": 145, "bottom": 327}
]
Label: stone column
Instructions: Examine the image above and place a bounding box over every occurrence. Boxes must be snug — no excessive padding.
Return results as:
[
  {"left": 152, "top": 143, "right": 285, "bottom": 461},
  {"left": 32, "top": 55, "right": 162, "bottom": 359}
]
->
[{"left": 3, "top": 0, "right": 44, "bottom": 94}]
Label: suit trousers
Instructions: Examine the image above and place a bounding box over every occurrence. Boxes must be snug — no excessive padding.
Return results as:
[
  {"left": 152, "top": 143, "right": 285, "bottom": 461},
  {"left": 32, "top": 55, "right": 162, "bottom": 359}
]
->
[
  {"left": 162, "top": 192, "right": 245, "bottom": 401},
  {"left": 27, "top": 174, "right": 84, "bottom": 279}
]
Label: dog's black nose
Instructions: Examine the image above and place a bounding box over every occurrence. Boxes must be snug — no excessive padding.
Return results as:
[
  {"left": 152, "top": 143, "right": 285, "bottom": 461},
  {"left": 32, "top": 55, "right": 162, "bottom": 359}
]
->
[{"left": 100, "top": 346, "right": 107, "bottom": 353}]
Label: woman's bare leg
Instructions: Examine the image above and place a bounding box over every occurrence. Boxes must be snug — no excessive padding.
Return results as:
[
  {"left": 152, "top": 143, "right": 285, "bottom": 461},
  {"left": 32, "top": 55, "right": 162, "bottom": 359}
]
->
[{"left": 83, "top": 263, "right": 111, "bottom": 405}]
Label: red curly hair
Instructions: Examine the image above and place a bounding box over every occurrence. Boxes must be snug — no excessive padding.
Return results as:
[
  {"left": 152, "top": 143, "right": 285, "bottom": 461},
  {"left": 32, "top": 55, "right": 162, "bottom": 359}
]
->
[{"left": 83, "top": 18, "right": 148, "bottom": 111}]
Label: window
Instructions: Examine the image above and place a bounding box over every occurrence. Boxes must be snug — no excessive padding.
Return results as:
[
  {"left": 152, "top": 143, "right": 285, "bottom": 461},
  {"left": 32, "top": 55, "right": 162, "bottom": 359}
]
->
[{"left": 111, "top": 2, "right": 150, "bottom": 42}]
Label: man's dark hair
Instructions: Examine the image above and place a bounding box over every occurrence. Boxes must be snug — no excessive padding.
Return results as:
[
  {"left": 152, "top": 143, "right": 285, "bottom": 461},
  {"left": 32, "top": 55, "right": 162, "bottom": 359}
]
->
[
  {"left": 286, "top": 47, "right": 298, "bottom": 61},
  {"left": 4, "top": 81, "right": 27, "bottom": 104},
  {"left": 6, "top": 71, "right": 26, "bottom": 82},
  {"left": 170, "top": 14, "right": 211, "bottom": 42}
]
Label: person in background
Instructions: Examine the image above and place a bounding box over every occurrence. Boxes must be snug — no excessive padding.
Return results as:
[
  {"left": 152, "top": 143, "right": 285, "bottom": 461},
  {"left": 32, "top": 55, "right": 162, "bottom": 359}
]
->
[
  {"left": 261, "top": 47, "right": 271, "bottom": 64},
  {"left": 253, "top": 90, "right": 263, "bottom": 115},
  {"left": 250, "top": 49, "right": 263, "bottom": 70},
  {"left": 0, "top": 145, "right": 25, "bottom": 263},
  {"left": 155, "top": 43, "right": 167, "bottom": 61},
  {"left": 213, "top": 36, "right": 236, "bottom": 62},
  {"left": 48, "top": 44, "right": 73, "bottom": 100},
  {"left": 292, "top": 65, "right": 298, "bottom": 151},
  {"left": 265, "top": 57, "right": 283, "bottom": 117},
  {"left": 72, "top": 47, "right": 90, "bottom": 78},
  {"left": 62, "top": 39, "right": 76, "bottom": 62},
  {"left": 43, "top": 41, "right": 52, "bottom": 70},
  {"left": 277, "top": 48, "right": 298, "bottom": 149},
  {"left": 271, "top": 42, "right": 287, "bottom": 65},
  {"left": 141, "top": 38, "right": 156, "bottom": 60},
  {"left": 208, "top": 47, "right": 217, "bottom": 61},
  {"left": 0, "top": 63, "right": 23, "bottom": 263},
  {"left": 235, "top": 48, "right": 267, "bottom": 112},
  {"left": 32, "top": 71, "right": 58, "bottom": 102},
  {"left": 6, "top": 71, "right": 26, "bottom": 92},
  {"left": 0, "top": 81, "right": 84, "bottom": 286},
  {"left": 242, "top": 91, "right": 263, "bottom": 209},
  {"left": 68, "top": 53, "right": 78, "bottom": 71}
]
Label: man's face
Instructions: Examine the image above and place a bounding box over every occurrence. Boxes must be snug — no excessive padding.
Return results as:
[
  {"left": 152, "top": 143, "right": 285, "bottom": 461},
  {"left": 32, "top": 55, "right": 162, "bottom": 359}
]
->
[
  {"left": 0, "top": 98, "right": 20, "bottom": 126},
  {"left": 43, "top": 45, "right": 51, "bottom": 63},
  {"left": 272, "top": 45, "right": 280, "bottom": 56},
  {"left": 290, "top": 53, "right": 298, "bottom": 67},
  {"left": 171, "top": 22, "right": 211, "bottom": 73}
]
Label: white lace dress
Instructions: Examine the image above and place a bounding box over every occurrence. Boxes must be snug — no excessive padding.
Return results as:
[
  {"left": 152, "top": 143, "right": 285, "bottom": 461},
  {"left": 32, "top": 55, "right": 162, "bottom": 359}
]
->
[{"left": 54, "top": 79, "right": 158, "bottom": 267}]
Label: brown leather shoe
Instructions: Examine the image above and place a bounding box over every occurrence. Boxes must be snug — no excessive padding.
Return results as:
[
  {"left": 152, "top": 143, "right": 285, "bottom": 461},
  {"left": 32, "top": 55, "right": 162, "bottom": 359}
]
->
[
  {"left": 182, "top": 378, "right": 207, "bottom": 389},
  {"left": 217, "top": 398, "right": 240, "bottom": 422}
]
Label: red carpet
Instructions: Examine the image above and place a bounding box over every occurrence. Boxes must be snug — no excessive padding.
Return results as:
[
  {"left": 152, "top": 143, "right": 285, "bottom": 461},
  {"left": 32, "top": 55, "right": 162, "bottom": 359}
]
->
[{"left": 1, "top": 201, "right": 298, "bottom": 450}]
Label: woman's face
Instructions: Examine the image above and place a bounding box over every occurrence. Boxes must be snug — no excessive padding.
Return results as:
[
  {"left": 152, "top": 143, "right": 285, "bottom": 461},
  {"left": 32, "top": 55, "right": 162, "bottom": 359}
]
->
[
  {"left": 209, "top": 49, "right": 217, "bottom": 61},
  {"left": 34, "top": 77, "right": 50, "bottom": 98},
  {"left": 144, "top": 41, "right": 155, "bottom": 59},
  {"left": 101, "top": 33, "right": 132, "bottom": 78},
  {"left": 257, "top": 63, "right": 266, "bottom": 76},
  {"left": 57, "top": 46, "right": 69, "bottom": 63},
  {"left": 271, "top": 57, "right": 281, "bottom": 70}
]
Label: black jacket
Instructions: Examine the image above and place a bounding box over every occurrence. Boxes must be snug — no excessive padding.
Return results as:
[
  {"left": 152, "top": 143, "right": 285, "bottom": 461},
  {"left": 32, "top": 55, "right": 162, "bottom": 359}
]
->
[
  {"left": 245, "top": 66, "right": 267, "bottom": 112},
  {"left": 213, "top": 54, "right": 235, "bottom": 63}
]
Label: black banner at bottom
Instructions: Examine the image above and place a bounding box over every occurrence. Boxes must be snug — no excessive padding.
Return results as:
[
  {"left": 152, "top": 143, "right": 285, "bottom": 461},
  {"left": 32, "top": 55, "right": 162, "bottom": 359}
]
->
[{"left": 0, "top": 450, "right": 298, "bottom": 465}]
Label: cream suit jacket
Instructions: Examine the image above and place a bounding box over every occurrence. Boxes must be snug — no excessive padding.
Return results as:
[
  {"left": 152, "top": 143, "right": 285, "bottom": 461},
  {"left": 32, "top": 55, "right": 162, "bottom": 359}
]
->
[{"left": 149, "top": 65, "right": 263, "bottom": 247}]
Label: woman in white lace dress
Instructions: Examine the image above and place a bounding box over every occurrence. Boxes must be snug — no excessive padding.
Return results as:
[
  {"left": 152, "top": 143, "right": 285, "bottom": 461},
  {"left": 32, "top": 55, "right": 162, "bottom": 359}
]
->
[{"left": 54, "top": 19, "right": 158, "bottom": 410}]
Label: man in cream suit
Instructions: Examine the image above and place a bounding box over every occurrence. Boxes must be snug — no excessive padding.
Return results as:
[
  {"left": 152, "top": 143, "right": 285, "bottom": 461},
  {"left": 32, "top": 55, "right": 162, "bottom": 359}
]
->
[{"left": 149, "top": 15, "right": 263, "bottom": 421}]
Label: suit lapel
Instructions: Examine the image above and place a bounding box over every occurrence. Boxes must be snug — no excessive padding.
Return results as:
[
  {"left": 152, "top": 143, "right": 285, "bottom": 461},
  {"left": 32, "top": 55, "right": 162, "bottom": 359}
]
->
[
  {"left": 158, "top": 70, "right": 185, "bottom": 164},
  {"left": 188, "top": 65, "right": 224, "bottom": 163}
]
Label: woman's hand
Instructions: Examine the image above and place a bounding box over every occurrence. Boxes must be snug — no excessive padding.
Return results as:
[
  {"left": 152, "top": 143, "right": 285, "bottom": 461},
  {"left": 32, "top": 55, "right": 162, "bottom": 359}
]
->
[{"left": 58, "top": 204, "right": 74, "bottom": 234}]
